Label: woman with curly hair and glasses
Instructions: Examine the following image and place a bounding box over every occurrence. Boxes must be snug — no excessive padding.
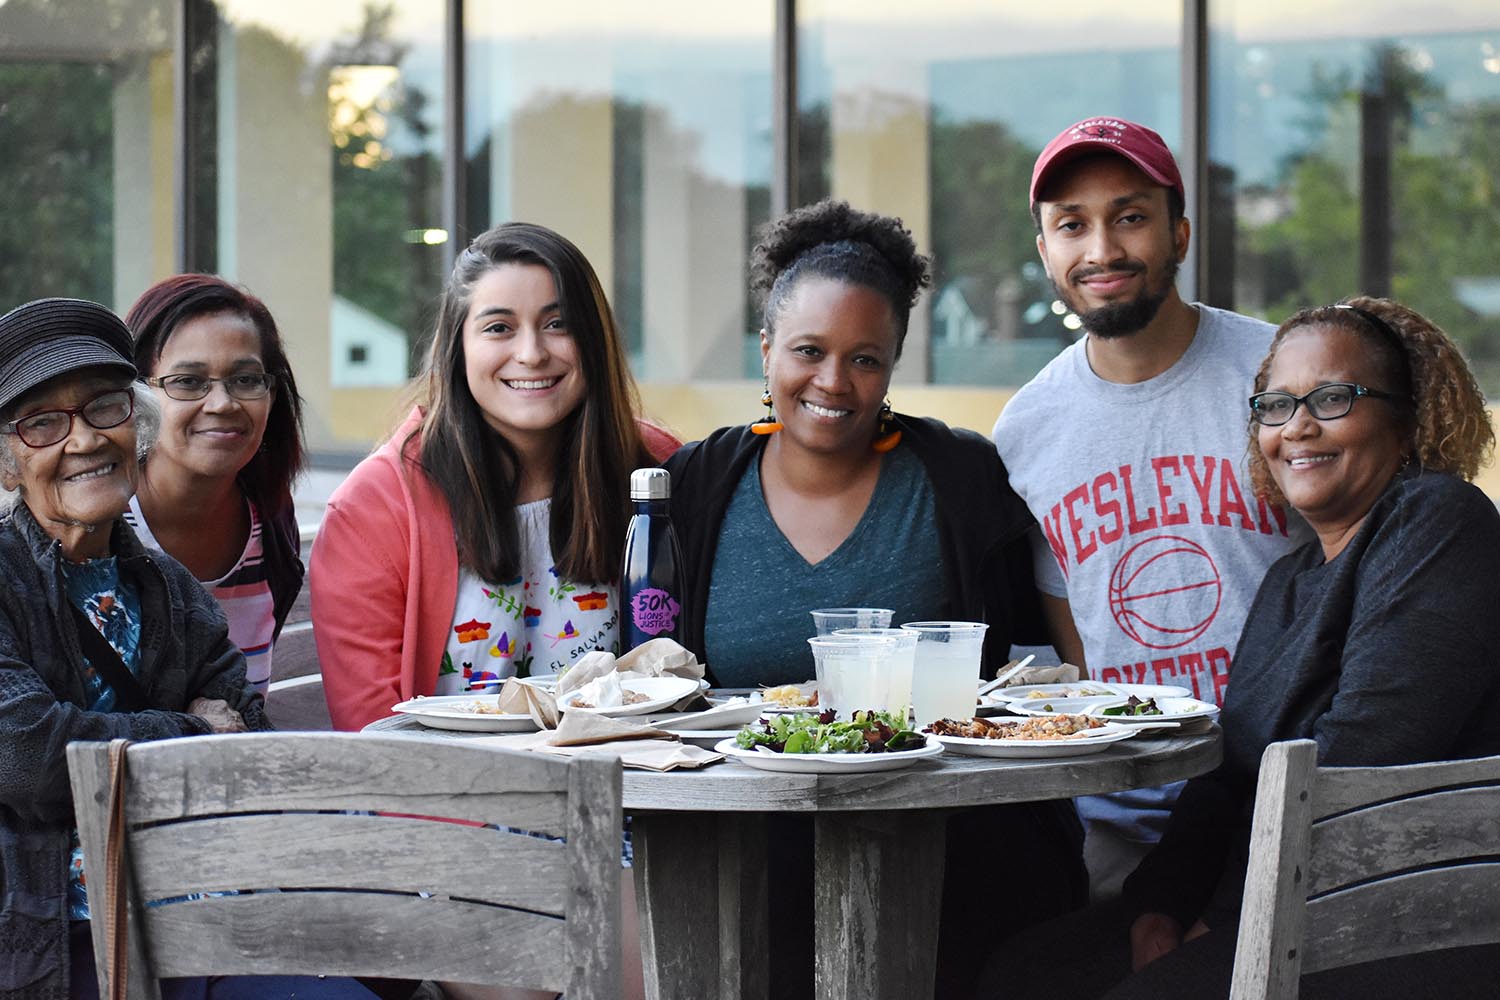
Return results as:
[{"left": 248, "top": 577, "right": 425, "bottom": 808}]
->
[
  {"left": 124, "top": 276, "right": 307, "bottom": 699},
  {"left": 984, "top": 297, "right": 1500, "bottom": 1000}
]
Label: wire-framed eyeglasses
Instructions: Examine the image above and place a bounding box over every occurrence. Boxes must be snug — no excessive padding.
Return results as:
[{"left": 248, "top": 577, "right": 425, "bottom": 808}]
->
[
  {"left": 145, "top": 372, "right": 276, "bottom": 401},
  {"left": 0, "top": 388, "right": 135, "bottom": 448},
  {"left": 1248, "top": 382, "right": 1406, "bottom": 427}
]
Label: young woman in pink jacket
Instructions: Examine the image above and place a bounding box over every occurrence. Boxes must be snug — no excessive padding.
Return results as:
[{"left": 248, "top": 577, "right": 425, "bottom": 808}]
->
[{"left": 310, "top": 222, "right": 676, "bottom": 733}]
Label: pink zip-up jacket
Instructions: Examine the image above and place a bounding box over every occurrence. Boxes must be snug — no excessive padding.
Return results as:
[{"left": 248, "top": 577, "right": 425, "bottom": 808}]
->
[{"left": 310, "top": 407, "right": 680, "bottom": 731}]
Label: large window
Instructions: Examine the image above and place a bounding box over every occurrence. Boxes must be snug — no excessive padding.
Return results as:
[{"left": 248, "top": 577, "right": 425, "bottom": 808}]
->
[
  {"left": 796, "top": 0, "right": 1182, "bottom": 386},
  {"left": 1207, "top": 1, "right": 1500, "bottom": 391},
  {"left": 0, "top": 0, "right": 176, "bottom": 312},
  {"left": 205, "top": 0, "right": 447, "bottom": 449},
  {"left": 464, "top": 1, "right": 774, "bottom": 381}
]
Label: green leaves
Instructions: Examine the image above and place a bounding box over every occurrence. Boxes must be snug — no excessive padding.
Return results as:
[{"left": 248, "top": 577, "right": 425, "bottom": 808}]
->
[{"left": 734, "top": 709, "right": 922, "bottom": 755}]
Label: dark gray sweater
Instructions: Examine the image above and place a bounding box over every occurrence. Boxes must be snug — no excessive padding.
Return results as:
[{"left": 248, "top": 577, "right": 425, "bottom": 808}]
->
[
  {"left": 1125, "top": 468, "right": 1500, "bottom": 928},
  {"left": 0, "top": 503, "right": 269, "bottom": 1000}
]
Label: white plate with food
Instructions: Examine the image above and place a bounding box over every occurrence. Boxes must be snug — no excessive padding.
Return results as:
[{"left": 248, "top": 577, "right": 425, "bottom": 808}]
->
[
  {"left": 712, "top": 735, "right": 944, "bottom": 774},
  {"left": 755, "top": 682, "right": 819, "bottom": 713},
  {"left": 390, "top": 695, "right": 541, "bottom": 732},
  {"left": 1005, "top": 696, "right": 1121, "bottom": 717},
  {"left": 1087, "top": 696, "right": 1220, "bottom": 725},
  {"left": 1112, "top": 683, "right": 1193, "bottom": 701},
  {"left": 926, "top": 716, "right": 1138, "bottom": 758},
  {"left": 991, "top": 682, "right": 1125, "bottom": 703},
  {"left": 556, "top": 675, "right": 702, "bottom": 717}
]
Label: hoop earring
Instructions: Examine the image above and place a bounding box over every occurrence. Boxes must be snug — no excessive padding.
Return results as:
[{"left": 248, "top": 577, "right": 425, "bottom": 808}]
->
[
  {"left": 751, "top": 378, "right": 783, "bottom": 435},
  {"left": 872, "top": 400, "right": 901, "bottom": 452}
]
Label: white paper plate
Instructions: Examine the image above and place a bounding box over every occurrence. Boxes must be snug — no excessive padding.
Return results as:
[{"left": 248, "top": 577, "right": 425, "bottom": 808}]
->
[
  {"left": 557, "top": 676, "right": 703, "bottom": 717},
  {"left": 1006, "top": 696, "right": 1120, "bottom": 717},
  {"left": 932, "top": 720, "right": 1137, "bottom": 758},
  {"left": 644, "top": 699, "right": 767, "bottom": 732},
  {"left": 390, "top": 695, "right": 540, "bottom": 732},
  {"left": 1087, "top": 696, "right": 1220, "bottom": 725},
  {"left": 992, "top": 683, "right": 1125, "bottom": 703},
  {"left": 1111, "top": 683, "right": 1194, "bottom": 701},
  {"left": 676, "top": 729, "right": 740, "bottom": 749},
  {"left": 712, "top": 735, "right": 944, "bottom": 773}
]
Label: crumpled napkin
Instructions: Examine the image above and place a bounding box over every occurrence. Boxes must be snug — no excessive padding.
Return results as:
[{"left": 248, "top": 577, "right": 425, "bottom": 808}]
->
[
  {"left": 495, "top": 676, "right": 559, "bottom": 729},
  {"left": 995, "top": 662, "right": 1083, "bottom": 688},
  {"left": 477, "top": 711, "right": 724, "bottom": 771},
  {"left": 555, "top": 638, "right": 706, "bottom": 697}
]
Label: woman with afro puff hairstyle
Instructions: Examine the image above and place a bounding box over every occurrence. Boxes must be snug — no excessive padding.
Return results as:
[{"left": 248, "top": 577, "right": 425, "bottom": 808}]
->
[{"left": 663, "top": 199, "right": 1084, "bottom": 999}]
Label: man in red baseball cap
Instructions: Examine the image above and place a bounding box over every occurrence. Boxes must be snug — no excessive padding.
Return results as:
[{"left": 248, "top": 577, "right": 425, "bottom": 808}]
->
[{"left": 993, "top": 116, "right": 1308, "bottom": 910}]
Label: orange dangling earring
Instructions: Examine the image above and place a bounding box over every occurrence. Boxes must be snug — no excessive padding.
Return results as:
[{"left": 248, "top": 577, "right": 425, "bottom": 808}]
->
[
  {"left": 872, "top": 399, "right": 901, "bottom": 452},
  {"left": 751, "top": 378, "right": 783, "bottom": 435}
]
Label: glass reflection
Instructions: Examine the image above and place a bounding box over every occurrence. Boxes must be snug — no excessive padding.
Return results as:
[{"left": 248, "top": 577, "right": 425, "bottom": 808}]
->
[
  {"left": 464, "top": 1, "right": 774, "bottom": 380},
  {"left": 797, "top": 0, "right": 1181, "bottom": 386},
  {"left": 1208, "top": 2, "right": 1500, "bottom": 391}
]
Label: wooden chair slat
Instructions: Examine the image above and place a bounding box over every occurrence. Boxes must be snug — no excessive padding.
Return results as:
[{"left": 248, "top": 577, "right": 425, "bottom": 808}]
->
[
  {"left": 119, "top": 733, "right": 570, "bottom": 832},
  {"left": 127, "top": 813, "right": 568, "bottom": 910},
  {"left": 139, "top": 891, "right": 567, "bottom": 988},
  {"left": 1313, "top": 755, "right": 1500, "bottom": 817},
  {"left": 1308, "top": 785, "right": 1500, "bottom": 895},
  {"left": 1304, "top": 862, "right": 1500, "bottom": 974}
]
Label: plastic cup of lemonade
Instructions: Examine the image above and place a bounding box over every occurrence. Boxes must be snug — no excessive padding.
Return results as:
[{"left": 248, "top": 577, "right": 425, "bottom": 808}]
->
[
  {"left": 901, "top": 622, "right": 990, "bottom": 726},
  {"left": 806, "top": 633, "right": 900, "bottom": 719},
  {"left": 834, "top": 627, "right": 916, "bottom": 718},
  {"left": 810, "top": 607, "right": 894, "bottom": 636}
]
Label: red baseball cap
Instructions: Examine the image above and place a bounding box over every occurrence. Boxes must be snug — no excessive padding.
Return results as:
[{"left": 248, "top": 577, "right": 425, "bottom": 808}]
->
[{"left": 1030, "top": 117, "right": 1184, "bottom": 205}]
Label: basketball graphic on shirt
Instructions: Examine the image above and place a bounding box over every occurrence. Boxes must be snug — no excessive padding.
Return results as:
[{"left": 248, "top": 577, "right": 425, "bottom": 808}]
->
[{"left": 1108, "top": 535, "right": 1222, "bottom": 649}]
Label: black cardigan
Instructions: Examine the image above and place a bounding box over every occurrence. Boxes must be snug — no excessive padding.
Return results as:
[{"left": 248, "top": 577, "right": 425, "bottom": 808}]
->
[
  {"left": 1123, "top": 469, "right": 1500, "bottom": 929},
  {"left": 663, "top": 413, "right": 1047, "bottom": 683}
]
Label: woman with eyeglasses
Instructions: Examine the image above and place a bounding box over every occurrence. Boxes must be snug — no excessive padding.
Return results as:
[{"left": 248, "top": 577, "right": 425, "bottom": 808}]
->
[
  {"left": 0, "top": 299, "right": 381, "bottom": 999},
  {"left": 124, "top": 276, "right": 307, "bottom": 698},
  {"left": 984, "top": 297, "right": 1500, "bottom": 1000}
]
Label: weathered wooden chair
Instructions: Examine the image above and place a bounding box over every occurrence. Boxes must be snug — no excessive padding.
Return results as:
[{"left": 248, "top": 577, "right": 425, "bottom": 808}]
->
[
  {"left": 1230, "top": 738, "right": 1500, "bottom": 999},
  {"left": 67, "top": 733, "right": 622, "bottom": 999}
]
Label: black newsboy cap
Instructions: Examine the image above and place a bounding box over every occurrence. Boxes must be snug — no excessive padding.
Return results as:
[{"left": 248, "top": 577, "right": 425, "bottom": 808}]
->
[{"left": 0, "top": 298, "right": 137, "bottom": 414}]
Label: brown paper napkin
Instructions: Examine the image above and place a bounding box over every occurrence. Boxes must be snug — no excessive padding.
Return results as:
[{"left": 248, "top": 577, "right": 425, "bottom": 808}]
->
[
  {"left": 475, "top": 711, "right": 724, "bottom": 771},
  {"left": 496, "top": 676, "right": 559, "bottom": 729},
  {"left": 555, "top": 638, "right": 706, "bottom": 698},
  {"left": 996, "top": 662, "right": 1083, "bottom": 688}
]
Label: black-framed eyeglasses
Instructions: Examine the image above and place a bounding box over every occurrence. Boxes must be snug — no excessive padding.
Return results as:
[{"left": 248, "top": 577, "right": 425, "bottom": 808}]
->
[
  {"left": 145, "top": 372, "right": 276, "bottom": 401},
  {"left": 0, "top": 388, "right": 136, "bottom": 448},
  {"left": 1248, "top": 382, "right": 1406, "bottom": 427}
]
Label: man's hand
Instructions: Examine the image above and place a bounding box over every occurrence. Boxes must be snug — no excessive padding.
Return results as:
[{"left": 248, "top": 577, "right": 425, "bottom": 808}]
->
[
  {"left": 1130, "top": 911, "right": 1185, "bottom": 971},
  {"left": 188, "top": 697, "right": 249, "bottom": 734}
]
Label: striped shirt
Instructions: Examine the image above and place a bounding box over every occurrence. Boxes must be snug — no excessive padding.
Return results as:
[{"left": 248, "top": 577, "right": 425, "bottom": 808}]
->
[{"left": 125, "top": 494, "right": 277, "bottom": 693}]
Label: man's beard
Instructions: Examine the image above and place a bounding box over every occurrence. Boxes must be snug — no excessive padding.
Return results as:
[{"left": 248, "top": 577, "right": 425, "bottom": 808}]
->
[{"left": 1055, "top": 255, "right": 1179, "bottom": 339}]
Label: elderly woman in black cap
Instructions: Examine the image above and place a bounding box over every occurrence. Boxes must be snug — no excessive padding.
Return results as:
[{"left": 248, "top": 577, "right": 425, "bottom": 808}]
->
[{"left": 0, "top": 299, "right": 375, "bottom": 1000}]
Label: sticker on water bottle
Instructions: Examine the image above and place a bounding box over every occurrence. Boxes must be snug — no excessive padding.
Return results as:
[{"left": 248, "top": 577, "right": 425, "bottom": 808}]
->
[{"left": 631, "top": 588, "right": 681, "bottom": 637}]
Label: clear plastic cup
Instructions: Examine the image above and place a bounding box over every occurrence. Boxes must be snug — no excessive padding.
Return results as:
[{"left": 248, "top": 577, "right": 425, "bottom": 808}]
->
[
  {"left": 834, "top": 627, "right": 916, "bottom": 718},
  {"left": 810, "top": 607, "right": 894, "bottom": 635},
  {"left": 806, "top": 633, "right": 900, "bottom": 718},
  {"left": 901, "top": 621, "right": 990, "bottom": 725}
]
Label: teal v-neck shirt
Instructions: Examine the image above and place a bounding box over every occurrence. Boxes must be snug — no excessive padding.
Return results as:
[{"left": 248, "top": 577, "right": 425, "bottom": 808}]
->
[{"left": 703, "top": 445, "right": 949, "bottom": 687}]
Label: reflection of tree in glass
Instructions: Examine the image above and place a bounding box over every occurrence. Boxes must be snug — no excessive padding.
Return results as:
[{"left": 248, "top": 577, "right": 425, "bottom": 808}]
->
[
  {"left": 929, "top": 117, "right": 1063, "bottom": 346},
  {"left": 1238, "top": 42, "right": 1500, "bottom": 388},
  {"left": 325, "top": 1, "right": 443, "bottom": 375},
  {"left": 0, "top": 62, "right": 115, "bottom": 309}
]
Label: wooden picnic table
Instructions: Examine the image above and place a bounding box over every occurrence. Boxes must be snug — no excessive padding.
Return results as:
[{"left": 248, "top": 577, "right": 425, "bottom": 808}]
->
[{"left": 365, "top": 713, "right": 1220, "bottom": 1000}]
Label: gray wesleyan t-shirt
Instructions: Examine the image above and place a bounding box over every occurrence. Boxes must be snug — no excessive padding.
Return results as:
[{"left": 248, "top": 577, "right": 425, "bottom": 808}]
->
[{"left": 994, "top": 304, "right": 1306, "bottom": 701}]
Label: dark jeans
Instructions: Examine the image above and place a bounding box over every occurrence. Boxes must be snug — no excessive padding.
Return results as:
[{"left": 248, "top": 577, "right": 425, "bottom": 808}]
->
[
  {"left": 977, "top": 895, "right": 1500, "bottom": 1000},
  {"left": 69, "top": 921, "right": 382, "bottom": 1000}
]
